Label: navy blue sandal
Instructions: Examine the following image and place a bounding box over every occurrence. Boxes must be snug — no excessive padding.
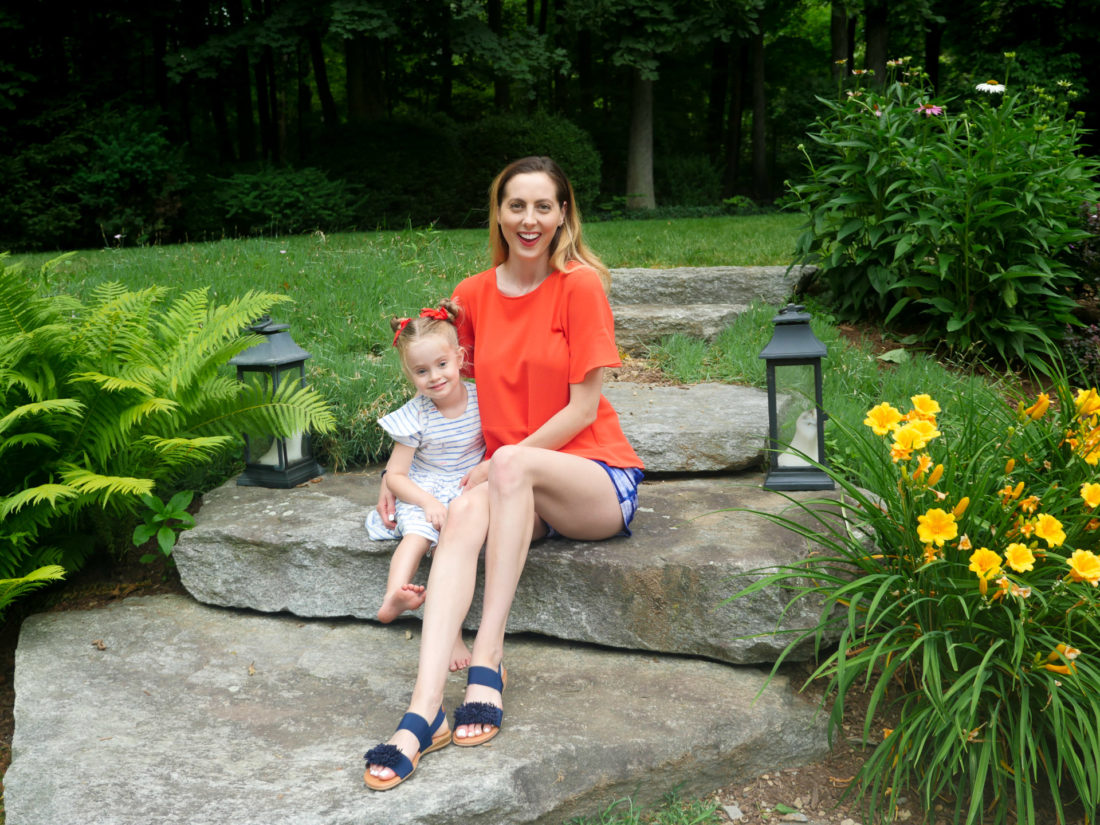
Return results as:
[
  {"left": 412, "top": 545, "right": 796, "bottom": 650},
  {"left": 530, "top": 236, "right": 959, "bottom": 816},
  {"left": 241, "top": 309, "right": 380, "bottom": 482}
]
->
[
  {"left": 363, "top": 706, "right": 449, "bottom": 790},
  {"left": 452, "top": 663, "right": 507, "bottom": 747}
]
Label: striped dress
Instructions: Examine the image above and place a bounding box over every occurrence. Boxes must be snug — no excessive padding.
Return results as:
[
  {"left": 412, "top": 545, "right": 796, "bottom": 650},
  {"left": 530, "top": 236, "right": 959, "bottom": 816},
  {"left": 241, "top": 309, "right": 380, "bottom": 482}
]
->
[{"left": 365, "top": 381, "right": 485, "bottom": 545}]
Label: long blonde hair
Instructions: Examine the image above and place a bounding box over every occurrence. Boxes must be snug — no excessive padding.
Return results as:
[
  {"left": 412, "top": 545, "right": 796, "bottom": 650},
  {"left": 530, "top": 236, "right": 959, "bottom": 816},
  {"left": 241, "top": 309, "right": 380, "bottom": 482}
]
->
[{"left": 487, "top": 156, "right": 611, "bottom": 291}]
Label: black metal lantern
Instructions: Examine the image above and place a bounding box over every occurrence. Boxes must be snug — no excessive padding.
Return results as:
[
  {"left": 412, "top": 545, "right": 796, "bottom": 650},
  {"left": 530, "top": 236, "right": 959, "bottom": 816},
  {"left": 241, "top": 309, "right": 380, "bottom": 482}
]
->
[
  {"left": 229, "top": 316, "right": 324, "bottom": 488},
  {"left": 758, "top": 303, "right": 834, "bottom": 491}
]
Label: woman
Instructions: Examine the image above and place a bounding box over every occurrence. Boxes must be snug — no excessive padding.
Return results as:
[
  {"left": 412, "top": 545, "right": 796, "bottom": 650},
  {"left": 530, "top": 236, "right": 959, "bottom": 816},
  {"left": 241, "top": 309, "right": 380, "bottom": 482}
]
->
[{"left": 364, "top": 156, "right": 643, "bottom": 790}]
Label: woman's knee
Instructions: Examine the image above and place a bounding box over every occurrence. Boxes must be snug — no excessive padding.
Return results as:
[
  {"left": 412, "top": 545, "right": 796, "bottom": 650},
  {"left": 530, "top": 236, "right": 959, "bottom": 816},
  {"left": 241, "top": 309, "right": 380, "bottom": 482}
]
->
[{"left": 487, "top": 445, "right": 533, "bottom": 493}]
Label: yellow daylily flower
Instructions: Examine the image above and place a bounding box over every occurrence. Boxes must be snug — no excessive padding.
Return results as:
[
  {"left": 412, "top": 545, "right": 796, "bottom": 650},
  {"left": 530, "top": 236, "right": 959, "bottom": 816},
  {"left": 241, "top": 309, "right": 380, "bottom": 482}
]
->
[
  {"left": 1067, "top": 549, "right": 1100, "bottom": 586},
  {"left": 864, "top": 402, "right": 904, "bottom": 435},
  {"left": 909, "top": 394, "right": 941, "bottom": 422},
  {"left": 1081, "top": 482, "right": 1100, "bottom": 509},
  {"left": 917, "top": 508, "right": 957, "bottom": 547},
  {"left": 1034, "top": 513, "right": 1066, "bottom": 548},
  {"left": 1004, "top": 542, "right": 1035, "bottom": 573},
  {"left": 969, "top": 547, "right": 1002, "bottom": 595},
  {"left": 1023, "top": 393, "right": 1050, "bottom": 420},
  {"left": 1076, "top": 387, "right": 1100, "bottom": 418}
]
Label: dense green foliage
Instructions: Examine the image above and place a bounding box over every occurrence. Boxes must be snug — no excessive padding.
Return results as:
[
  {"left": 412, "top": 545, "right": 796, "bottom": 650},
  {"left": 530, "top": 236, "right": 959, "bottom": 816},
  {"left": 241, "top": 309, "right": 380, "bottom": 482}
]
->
[
  {"left": 792, "top": 59, "right": 1100, "bottom": 370},
  {"left": 734, "top": 384, "right": 1100, "bottom": 824},
  {"left": 0, "top": 254, "right": 335, "bottom": 609}
]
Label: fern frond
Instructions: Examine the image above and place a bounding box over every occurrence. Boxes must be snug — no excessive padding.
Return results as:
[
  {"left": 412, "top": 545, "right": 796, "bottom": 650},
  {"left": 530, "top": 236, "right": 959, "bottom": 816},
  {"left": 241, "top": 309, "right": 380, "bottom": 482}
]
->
[
  {"left": 189, "top": 378, "right": 336, "bottom": 438},
  {"left": 0, "top": 398, "right": 84, "bottom": 436},
  {"left": 0, "top": 259, "right": 55, "bottom": 337},
  {"left": 0, "top": 484, "right": 80, "bottom": 518},
  {"left": 141, "top": 435, "right": 234, "bottom": 467},
  {"left": 0, "top": 564, "right": 66, "bottom": 618},
  {"left": 58, "top": 465, "right": 154, "bottom": 505},
  {"left": 70, "top": 371, "right": 156, "bottom": 394},
  {"left": 0, "top": 432, "right": 60, "bottom": 456},
  {"left": 117, "top": 397, "right": 180, "bottom": 430}
]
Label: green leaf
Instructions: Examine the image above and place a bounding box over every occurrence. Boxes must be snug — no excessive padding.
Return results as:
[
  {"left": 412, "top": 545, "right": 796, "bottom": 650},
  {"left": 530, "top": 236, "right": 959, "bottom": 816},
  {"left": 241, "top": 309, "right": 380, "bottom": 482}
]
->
[
  {"left": 877, "top": 348, "right": 910, "bottom": 364},
  {"left": 156, "top": 526, "right": 177, "bottom": 556},
  {"left": 133, "top": 523, "right": 157, "bottom": 546}
]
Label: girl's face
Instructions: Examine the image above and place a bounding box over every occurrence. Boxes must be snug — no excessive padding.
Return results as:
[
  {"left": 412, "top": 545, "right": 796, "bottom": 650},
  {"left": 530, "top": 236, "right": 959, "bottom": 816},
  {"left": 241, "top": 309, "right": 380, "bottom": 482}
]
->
[
  {"left": 497, "top": 171, "right": 565, "bottom": 265},
  {"left": 402, "top": 334, "right": 463, "bottom": 407}
]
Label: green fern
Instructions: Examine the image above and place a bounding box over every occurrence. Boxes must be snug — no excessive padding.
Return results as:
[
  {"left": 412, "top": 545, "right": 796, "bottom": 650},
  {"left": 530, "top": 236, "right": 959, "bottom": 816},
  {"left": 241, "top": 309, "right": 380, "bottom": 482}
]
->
[{"left": 0, "top": 255, "right": 336, "bottom": 599}]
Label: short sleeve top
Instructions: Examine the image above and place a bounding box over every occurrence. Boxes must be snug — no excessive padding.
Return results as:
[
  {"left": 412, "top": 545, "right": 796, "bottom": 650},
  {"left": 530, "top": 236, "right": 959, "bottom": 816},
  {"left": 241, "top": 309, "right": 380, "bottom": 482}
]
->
[
  {"left": 377, "top": 380, "right": 485, "bottom": 486},
  {"left": 452, "top": 266, "right": 642, "bottom": 469}
]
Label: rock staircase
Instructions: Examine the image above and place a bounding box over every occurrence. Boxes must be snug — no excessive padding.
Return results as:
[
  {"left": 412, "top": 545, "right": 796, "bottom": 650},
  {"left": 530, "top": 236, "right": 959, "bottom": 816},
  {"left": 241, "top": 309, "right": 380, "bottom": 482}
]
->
[{"left": 5, "top": 265, "right": 850, "bottom": 825}]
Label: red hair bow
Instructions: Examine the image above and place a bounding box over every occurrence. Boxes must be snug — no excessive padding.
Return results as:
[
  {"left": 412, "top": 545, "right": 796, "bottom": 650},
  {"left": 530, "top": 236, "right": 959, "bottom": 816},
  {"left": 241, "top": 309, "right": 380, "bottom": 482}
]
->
[
  {"left": 419, "top": 307, "right": 449, "bottom": 321},
  {"left": 392, "top": 318, "right": 411, "bottom": 346}
]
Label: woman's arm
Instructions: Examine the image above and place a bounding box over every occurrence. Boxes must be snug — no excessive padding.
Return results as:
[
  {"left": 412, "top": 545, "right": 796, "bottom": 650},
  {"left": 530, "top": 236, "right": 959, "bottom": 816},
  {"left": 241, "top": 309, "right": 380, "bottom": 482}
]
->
[
  {"left": 460, "top": 367, "right": 604, "bottom": 490},
  {"left": 520, "top": 366, "right": 604, "bottom": 450}
]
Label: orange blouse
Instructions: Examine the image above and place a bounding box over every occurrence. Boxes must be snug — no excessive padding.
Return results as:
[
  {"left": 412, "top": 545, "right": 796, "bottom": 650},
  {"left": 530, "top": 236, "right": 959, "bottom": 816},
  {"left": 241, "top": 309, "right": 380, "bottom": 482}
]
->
[{"left": 452, "top": 266, "right": 643, "bottom": 469}]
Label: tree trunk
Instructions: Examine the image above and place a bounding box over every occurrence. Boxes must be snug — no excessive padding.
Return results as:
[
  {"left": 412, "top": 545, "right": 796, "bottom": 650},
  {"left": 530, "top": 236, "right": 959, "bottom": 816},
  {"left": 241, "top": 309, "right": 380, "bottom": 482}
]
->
[
  {"left": 487, "top": 0, "right": 510, "bottom": 109},
  {"left": 346, "top": 36, "right": 386, "bottom": 122},
  {"left": 296, "top": 43, "right": 311, "bottom": 161},
  {"left": 706, "top": 41, "right": 730, "bottom": 162},
  {"left": 925, "top": 19, "right": 943, "bottom": 91},
  {"left": 274, "top": 51, "right": 288, "bottom": 163},
  {"left": 750, "top": 32, "right": 768, "bottom": 201},
  {"left": 255, "top": 54, "right": 273, "bottom": 159},
  {"left": 846, "top": 15, "right": 856, "bottom": 67},
  {"left": 830, "top": 1, "right": 848, "bottom": 82},
  {"left": 207, "top": 80, "right": 235, "bottom": 163},
  {"left": 723, "top": 40, "right": 745, "bottom": 197},
  {"left": 864, "top": 0, "right": 888, "bottom": 84},
  {"left": 227, "top": 0, "right": 256, "bottom": 162},
  {"left": 626, "top": 70, "right": 656, "bottom": 211},
  {"left": 308, "top": 29, "right": 339, "bottom": 127},
  {"left": 577, "top": 28, "right": 593, "bottom": 113}
]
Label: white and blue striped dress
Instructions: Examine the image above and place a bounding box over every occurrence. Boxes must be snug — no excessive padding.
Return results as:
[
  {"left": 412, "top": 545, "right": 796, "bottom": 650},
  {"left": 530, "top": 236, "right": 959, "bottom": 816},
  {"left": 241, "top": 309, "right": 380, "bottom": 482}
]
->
[{"left": 365, "top": 381, "right": 485, "bottom": 545}]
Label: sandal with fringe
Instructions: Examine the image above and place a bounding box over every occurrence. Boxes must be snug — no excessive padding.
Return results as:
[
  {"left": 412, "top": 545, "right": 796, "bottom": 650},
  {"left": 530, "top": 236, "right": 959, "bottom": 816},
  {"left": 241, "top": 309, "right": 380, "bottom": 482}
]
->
[
  {"left": 452, "top": 663, "right": 507, "bottom": 747},
  {"left": 363, "top": 706, "right": 450, "bottom": 790}
]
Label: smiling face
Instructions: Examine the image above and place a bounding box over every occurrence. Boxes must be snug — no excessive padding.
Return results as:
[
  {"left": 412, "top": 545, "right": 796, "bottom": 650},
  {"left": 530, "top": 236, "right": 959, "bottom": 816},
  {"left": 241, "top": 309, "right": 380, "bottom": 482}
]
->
[
  {"left": 401, "top": 334, "right": 464, "bottom": 408},
  {"left": 497, "top": 171, "right": 566, "bottom": 266}
]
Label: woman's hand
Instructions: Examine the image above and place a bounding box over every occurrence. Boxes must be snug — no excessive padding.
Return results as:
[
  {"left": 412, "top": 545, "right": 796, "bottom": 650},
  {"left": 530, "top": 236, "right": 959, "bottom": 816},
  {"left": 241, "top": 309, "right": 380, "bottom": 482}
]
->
[
  {"left": 376, "top": 474, "right": 397, "bottom": 529},
  {"left": 460, "top": 459, "right": 490, "bottom": 490}
]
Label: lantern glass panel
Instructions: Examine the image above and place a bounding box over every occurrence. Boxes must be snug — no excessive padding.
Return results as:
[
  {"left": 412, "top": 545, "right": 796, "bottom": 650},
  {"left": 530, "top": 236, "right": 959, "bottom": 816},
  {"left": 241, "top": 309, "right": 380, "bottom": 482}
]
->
[{"left": 773, "top": 363, "right": 821, "bottom": 467}]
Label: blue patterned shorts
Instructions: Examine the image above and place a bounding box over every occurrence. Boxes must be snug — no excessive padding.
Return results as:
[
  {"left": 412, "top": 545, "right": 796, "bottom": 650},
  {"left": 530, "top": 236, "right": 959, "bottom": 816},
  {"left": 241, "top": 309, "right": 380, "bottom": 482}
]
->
[{"left": 544, "top": 461, "right": 644, "bottom": 539}]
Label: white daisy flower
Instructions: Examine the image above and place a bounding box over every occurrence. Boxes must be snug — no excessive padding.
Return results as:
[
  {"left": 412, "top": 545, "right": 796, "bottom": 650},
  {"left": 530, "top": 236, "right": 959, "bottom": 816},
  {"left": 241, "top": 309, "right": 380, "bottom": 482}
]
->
[{"left": 976, "top": 80, "right": 1006, "bottom": 93}]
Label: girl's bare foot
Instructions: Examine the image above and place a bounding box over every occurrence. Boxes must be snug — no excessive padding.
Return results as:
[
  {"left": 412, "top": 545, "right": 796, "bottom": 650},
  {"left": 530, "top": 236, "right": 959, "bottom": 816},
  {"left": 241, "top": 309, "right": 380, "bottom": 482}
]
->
[
  {"left": 377, "top": 584, "right": 426, "bottom": 623},
  {"left": 449, "top": 635, "right": 471, "bottom": 672}
]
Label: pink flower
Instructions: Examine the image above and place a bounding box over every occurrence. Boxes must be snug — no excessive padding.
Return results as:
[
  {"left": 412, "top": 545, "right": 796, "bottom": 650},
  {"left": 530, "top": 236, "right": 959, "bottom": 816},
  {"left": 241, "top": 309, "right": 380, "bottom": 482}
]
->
[{"left": 915, "top": 103, "right": 944, "bottom": 117}]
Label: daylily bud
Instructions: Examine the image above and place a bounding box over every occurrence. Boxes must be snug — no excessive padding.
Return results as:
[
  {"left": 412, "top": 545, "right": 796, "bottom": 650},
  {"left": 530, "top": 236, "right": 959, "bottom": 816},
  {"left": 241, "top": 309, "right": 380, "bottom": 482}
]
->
[
  {"left": 1005, "top": 458, "right": 1015, "bottom": 473},
  {"left": 927, "top": 464, "right": 944, "bottom": 486}
]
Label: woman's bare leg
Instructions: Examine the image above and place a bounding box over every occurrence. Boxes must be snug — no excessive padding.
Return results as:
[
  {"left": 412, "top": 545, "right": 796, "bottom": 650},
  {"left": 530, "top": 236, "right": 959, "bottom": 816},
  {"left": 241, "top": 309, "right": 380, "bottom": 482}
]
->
[
  {"left": 453, "top": 448, "right": 625, "bottom": 741},
  {"left": 366, "top": 485, "right": 489, "bottom": 781}
]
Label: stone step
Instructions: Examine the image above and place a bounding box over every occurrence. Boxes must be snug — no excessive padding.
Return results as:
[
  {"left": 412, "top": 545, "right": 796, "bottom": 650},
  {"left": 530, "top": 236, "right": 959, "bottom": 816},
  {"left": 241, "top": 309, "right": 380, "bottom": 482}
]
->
[
  {"left": 5, "top": 594, "right": 827, "bottom": 825},
  {"left": 172, "top": 471, "right": 845, "bottom": 667},
  {"left": 605, "top": 381, "right": 773, "bottom": 474},
  {"left": 609, "top": 265, "right": 815, "bottom": 307},
  {"left": 612, "top": 303, "right": 747, "bottom": 351}
]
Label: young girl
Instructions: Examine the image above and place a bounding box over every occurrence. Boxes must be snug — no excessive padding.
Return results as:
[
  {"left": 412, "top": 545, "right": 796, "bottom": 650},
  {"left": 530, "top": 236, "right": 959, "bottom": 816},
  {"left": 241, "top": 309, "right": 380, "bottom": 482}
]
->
[{"left": 365, "top": 300, "right": 484, "bottom": 672}]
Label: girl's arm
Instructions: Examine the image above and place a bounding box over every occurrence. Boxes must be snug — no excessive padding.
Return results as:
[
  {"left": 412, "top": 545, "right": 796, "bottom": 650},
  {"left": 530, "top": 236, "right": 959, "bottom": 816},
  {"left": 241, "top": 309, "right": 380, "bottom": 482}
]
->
[{"left": 383, "top": 442, "right": 444, "bottom": 514}]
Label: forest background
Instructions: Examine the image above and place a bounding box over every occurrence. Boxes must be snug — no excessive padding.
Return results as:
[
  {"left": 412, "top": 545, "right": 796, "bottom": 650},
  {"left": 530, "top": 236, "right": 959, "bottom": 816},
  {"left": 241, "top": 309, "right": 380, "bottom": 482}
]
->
[{"left": 2, "top": 0, "right": 1099, "bottom": 253}]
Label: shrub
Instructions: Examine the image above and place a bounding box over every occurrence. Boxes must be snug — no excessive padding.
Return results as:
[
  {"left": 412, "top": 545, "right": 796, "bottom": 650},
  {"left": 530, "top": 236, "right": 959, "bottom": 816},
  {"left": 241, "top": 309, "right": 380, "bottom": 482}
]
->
[
  {"left": 214, "top": 166, "right": 359, "bottom": 236},
  {"left": 655, "top": 154, "right": 722, "bottom": 207},
  {"left": 310, "top": 116, "right": 466, "bottom": 229},
  {"left": 72, "top": 107, "right": 193, "bottom": 245},
  {"left": 736, "top": 384, "right": 1100, "bottom": 824},
  {"left": 457, "top": 113, "right": 602, "bottom": 222},
  {"left": 0, "top": 253, "right": 335, "bottom": 610},
  {"left": 791, "top": 57, "right": 1100, "bottom": 370}
]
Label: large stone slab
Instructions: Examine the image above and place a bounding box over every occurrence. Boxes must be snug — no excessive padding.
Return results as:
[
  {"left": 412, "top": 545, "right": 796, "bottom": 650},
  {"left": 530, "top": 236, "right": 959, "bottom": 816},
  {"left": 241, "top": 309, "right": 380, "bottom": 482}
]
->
[
  {"left": 612, "top": 303, "right": 748, "bottom": 350},
  {"left": 173, "top": 472, "right": 848, "bottom": 665},
  {"left": 605, "top": 381, "right": 769, "bottom": 474},
  {"left": 5, "top": 594, "right": 827, "bottom": 825},
  {"left": 609, "top": 265, "right": 815, "bottom": 307}
]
